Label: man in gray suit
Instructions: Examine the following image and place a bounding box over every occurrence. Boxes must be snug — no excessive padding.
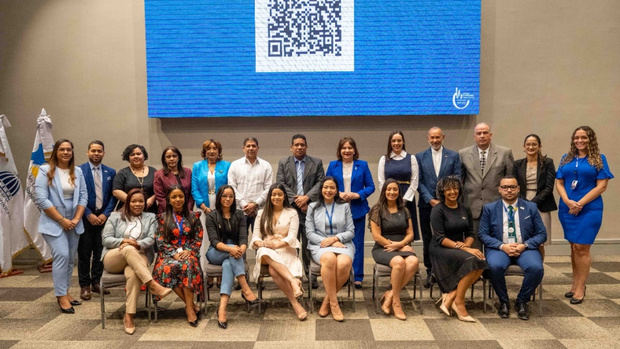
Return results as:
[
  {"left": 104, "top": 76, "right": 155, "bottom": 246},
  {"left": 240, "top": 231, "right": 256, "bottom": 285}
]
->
[
  {"left": 459, "top": 123, "right": 514, "bottom": 247},
  {"left": 276, "top": 134, "right": 325, "bottom": 284}
]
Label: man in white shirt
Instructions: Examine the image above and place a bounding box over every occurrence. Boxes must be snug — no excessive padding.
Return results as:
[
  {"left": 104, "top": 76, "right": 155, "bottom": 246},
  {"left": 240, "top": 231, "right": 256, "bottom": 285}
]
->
[
  {"left": 415, "top": 127, "right": 461, "bottom": 287},
  {"left": 479, "top": 176, "right": 546, "bottom": 320},
  {"left": 228, "top": 137, "right": 273, "bottom": 230}
]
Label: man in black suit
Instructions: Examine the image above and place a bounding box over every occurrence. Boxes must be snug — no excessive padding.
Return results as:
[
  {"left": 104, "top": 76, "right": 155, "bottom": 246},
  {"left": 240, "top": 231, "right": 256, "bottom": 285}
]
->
[
  {"left": 276, "top": 134, "right": 324, "bottom": 286},
  {"left": 78, "top": 140, "right": 116, "bottom": 300}
]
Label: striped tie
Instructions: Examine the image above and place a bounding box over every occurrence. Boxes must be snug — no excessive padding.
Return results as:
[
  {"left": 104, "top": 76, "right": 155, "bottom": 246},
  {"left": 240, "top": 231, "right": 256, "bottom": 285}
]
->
[
  {"left": 93, "top": 167, "right": 103, "bottom": 210},
  {"left": 480, "top": 150, "right": 486, "bottom": 175}
]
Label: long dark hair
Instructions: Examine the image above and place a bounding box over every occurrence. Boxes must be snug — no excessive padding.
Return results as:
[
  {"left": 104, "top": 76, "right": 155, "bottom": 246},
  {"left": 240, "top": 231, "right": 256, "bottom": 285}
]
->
[
  {"left": 318, "top": 176, "right": 345, "bottom": 205},
  {"left": 215, "top": 185, "right": 237, "bottom": 214},
  {"left": 259, "top": 183, "right": 291, "bottom": 239},
  {"left": 385, "top": 130, "right": 406, "bottom": 161},
  {"left": 560, "top": 126, "right": 603, "bottom": 170},
  {"left": 161, "top": 185, "right": 198, "bottom": 240},
  {"left": 376, "top": 179, "right": 405, "bottom": 217},
  {"left": 160, "top": 146, "right": 185, "bottom": 178},
  {"left": 523, "top": 134, "right": 547, "bottom": 162},
  {"left": 47, "top": 139, "right": 76, "bottom": 186},
  {"left": 121, "top": 188, "right": 145, "bottom": 221}
]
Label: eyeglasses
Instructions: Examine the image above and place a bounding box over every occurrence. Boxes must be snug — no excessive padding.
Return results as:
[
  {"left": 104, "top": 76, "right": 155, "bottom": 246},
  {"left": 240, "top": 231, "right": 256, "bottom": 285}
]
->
[{"left": 499, "top": 185, "right": 518, "bottom": 190}]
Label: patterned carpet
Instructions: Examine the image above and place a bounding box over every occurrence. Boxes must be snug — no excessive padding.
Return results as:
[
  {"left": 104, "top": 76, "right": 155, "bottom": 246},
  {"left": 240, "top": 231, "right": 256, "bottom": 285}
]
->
[{"left": 1, "top": 254, "right": 620, "bottom": 349}]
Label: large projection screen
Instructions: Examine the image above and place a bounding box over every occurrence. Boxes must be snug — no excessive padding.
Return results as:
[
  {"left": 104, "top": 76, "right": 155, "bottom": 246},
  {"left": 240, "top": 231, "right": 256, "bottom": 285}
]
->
[{"left": 145, "top": 0, "right": 480, "bottom": 117}]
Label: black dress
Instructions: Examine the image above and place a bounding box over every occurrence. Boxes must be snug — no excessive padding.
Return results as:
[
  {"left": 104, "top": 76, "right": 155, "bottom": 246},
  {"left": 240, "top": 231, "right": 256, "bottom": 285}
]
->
[
  {"left": 113, "top": 166, "right": 157, "bottom": 213},
  {"left": 429, "top": 203, "right": 487, "bottom": 293},
  {"left": 369, "top": 205, "right": 416, "bottom": 266}
]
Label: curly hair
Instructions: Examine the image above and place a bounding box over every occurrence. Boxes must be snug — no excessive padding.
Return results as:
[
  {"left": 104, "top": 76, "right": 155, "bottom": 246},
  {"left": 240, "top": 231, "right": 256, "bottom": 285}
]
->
[
  {"left": 560, "top": 126, "right": 602, "bottom": 170},
  {"left": 435, "top": 175, "right": 463, "bottom": 203}
]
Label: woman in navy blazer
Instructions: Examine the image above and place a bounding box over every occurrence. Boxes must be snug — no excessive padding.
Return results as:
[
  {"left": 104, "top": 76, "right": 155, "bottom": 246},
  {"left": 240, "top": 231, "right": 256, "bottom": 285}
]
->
[
  {"left": 326, "top": 137, "right": 375, "bottom": 287},
  {"left": 34, "top": 139, "right": 88, "bottom": 314},
  {"left": 191, "top": 139, "right": 231, "bottom": 215}
]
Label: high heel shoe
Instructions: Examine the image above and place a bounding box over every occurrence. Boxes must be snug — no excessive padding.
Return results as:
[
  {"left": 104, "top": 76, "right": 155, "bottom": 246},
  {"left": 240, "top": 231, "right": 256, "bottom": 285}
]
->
[
  {"left": 392, "top": 301, "right": 407, "bottom": 321},
  {"left": 330, "top": 302, "right": 344, "bottom": 322},
  {"left": 318, "top": 297, "right": 330, "bottom": 317},
  {"left": 451, "top": 302, "right": 476, "bottom": 322},
  {"left": 148, "top": 281, "right": 173, "bottom": 299},
  {"left": 292, "top": 279, "right": 304, "bottom": 299},
  {"left": 570, "top": 286, "right": 586, "bottom": 304},
  {"left": 241, "top": 292, "right": 259, "bottom": 305},
  {"left": 124, "top": 314, "right": 136, "bottom": 335},
  {"left": 215, "top": 307, "right": 228, "bottom": 329},
  {"left": 379, "top": 291, "right": 392, "bottom": 315},
  {"left": 564, "top": 291, "right": 574, "bottom": 298},
  {"left": 69, "top": 299, "right": 82, "bottom": 306},
  {"left": 57, "top": 299, "right": 75, "bottom": 314},
  {"left": 438, "top": 295, "right": 451, "bottom": 317}
]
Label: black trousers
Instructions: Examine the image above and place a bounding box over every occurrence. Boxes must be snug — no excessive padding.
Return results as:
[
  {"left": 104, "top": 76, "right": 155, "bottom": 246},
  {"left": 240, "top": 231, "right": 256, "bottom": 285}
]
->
[
  {"left": 418, "top": 206, "right": 433, "bottom": 272},
  {"left": 78, "top": 216, "right": 104, "bottom": 287}
]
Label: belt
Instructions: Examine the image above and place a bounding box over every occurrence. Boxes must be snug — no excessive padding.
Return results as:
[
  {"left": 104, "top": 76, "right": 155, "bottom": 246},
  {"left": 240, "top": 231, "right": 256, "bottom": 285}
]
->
[{"left": 396, "top": 180, "right": 410, "bottom": 185}]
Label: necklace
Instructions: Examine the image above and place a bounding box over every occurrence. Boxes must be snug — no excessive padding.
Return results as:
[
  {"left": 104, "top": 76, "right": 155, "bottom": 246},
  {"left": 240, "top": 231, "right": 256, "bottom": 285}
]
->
[{"left": 131, "top": 166, "right": 145, "bottom": 188}]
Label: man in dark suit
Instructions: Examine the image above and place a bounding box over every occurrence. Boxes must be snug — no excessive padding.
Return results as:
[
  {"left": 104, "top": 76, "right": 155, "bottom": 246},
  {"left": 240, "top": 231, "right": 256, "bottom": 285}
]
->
[
  {"left": 479, "top": 176, "right": 546, "bottom": 320},
  {"left": 78, "top": 140, "right": 116, "bottom": 300},
  {"left": 416, "top": 127, "right": 462, "bottom": 287},
  {"left": 459, "top": 122, "right": 514, "bottom": 248},
  {"left": 276, "top": 134, "right": 324, "bottom": 286}
]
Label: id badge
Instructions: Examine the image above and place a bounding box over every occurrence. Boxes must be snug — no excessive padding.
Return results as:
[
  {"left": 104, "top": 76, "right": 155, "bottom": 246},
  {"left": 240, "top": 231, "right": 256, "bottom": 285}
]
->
[
  {"left": 571, "top": 180, "right": 578, "bottom": 190},
  {"left": 508, "top": 237, "right": 516, "bottom": 244}
]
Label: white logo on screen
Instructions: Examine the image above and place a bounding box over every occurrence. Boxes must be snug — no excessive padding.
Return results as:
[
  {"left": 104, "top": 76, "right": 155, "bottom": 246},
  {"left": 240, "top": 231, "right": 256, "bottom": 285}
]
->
[{"left": 452, "top": 88, "right": 474, "bottom": 110}]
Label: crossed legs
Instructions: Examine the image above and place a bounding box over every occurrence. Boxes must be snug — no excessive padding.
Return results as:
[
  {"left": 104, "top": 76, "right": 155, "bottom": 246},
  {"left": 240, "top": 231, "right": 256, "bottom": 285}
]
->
[{"left": 261, "top": 255, "right": 307, "bottom": 319}]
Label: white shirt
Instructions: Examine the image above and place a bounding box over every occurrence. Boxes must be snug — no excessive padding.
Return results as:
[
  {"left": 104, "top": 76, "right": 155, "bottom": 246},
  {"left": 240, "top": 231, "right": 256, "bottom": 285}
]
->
[
  {"left": 377, "top": 151, "right": 419, "bottom": 202},
  {"left": 502, "top": 200, "right": 522, "bottom": 244},
  {"left": 477, "top": 146, "right": 488, "bottom": 163},
  {"left": 342, "top": 161, "right": 353, "bottom": 193},
  {"left": 431, "top": 146, "right": 443, "bottom": 177},
  {"left": 228, "top": 156, "right": 273, "bottom": 209},
  {"left": 57, "top": 168, "right": 75, "bottom": 199}
]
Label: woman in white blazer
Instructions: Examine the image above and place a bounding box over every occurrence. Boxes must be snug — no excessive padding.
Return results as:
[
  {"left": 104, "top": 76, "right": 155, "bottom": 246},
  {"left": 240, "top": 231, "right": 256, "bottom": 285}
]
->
[{"left": 34, "top": 139, "right": 88, "bottom": 314}]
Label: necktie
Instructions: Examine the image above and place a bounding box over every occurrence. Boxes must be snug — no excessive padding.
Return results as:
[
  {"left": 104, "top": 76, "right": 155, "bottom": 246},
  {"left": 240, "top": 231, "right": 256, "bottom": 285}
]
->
[
  {"left": 93, "top": 167, "right": 103, "bottom": 210},
  {"left": 296, "top": 160, "right": 304, "bottom": 195},
  {"left": 480, "top": 150, "right": 486, "bottom": 175},
  {"left": 507, "top": 205, "right": 516, "bottom": 243}
]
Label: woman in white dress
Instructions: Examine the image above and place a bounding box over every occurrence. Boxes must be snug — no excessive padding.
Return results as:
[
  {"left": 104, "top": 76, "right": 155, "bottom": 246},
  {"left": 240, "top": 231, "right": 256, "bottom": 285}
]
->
[{"left": 251, "top": 183, "right": 307, "bottom": 320}]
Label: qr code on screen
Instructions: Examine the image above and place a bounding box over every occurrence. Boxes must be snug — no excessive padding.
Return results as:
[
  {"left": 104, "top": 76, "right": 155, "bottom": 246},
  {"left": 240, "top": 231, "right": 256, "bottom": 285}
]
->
[{"left": 255, "top": 0, "right": 354, "bottom": 72}]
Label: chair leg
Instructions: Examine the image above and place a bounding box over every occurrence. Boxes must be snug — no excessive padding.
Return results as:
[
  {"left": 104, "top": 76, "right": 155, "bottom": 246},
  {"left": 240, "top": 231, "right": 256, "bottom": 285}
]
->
[
  {"left": 483, "top": 279, "right": 487, "bottom": 313},
  {"left": 350, "top": 270, "right": 355, "bottom": 312},
  {"left": 100, "top": 280, "right": 106, "bottom": 329},
  {"left": 258, "top": 277, "right": 263, "bottom": 314},
  {"left": 308, "top": 272, "right": 314, "bottom": 314}
]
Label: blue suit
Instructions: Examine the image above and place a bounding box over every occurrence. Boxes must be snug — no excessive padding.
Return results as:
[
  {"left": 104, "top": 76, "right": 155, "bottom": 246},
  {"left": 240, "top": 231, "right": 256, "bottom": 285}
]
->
[
  {"left": 191, "top": 160, "right": 230, "bottom": 209},
  {"left": 415, "top": 147, "right": 461, "bottom": 273},
  {"left": 77, "top": 162, "right": 116, "bottom": 288},
  {"left": 34, "top": 164, "right": 88, "bottom": 296},
  {"left": 479, "top": 198, "right": 546, "bottom": 304},
  {"left": 326, "top": 160, "right": 375, "bottom": 281}
]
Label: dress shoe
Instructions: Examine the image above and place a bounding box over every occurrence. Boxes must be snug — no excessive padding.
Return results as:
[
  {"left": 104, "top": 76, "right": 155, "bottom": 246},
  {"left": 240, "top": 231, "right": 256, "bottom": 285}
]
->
[
  {"left": 392, "top": 302, "right": 407, "bottom": 321},
  {"left": 148, "top": 281, "right": 173, "bottom": 299},
  {"left": 497, "top": 301, "right": 510, "bottom": 319},
  {"left": 515, "top": 301, "right": 529, "bottom": 320},
  {"left": 215, "top": 308, "right": 227, "bottom": 329},
  {"left": 379, "top": 291, "right": 392, "bottom": 315},
  {"left": 437, "top": 295, "right": 452, "bottom": 317},
  {"left": 241, "top": 292, "right": 259, "bottom": 306},
  {"left": 124, "top": 326, "right": 136, "bottom": 335},
  {"left": 80, "top": 286, "right": 92, "bottom": 301},
  {"left": 91, "top": 283, "right": 110, "bottom": 295},
  {"left": 69, "top": 299, "right": 82, "bottom": 306},
  {"left": 570, "top": 286, "right": 586, "bottom": 304},
  {"left": 318, "top": 297, "right": 330, "bottom": 317},
  {"left": 330, "top": 302, "right": 344, "bottom": 322},
  {"left": 292, "top": 279, "right": 304, "bottom": 298},
  {"left": 564, "top": 291, "right": 574, "bottom": 298},
  {"left": 57, "top": 299, "right": 75, "bottom": 314},
  {"left": 354, "top": 281, "right": 363, "bottom": 289},
  {"left": 451, "top": 302, "right": 476, "bottom": 322}
]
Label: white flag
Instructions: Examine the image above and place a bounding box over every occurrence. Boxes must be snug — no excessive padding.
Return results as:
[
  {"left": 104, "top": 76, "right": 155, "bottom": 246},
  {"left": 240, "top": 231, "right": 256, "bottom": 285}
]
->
[
  {"left": 0, "top": 115, "right": 28, "bottom": 274},
  {"left": 23, "top": 108, "right": 54, "bottom": 262}
]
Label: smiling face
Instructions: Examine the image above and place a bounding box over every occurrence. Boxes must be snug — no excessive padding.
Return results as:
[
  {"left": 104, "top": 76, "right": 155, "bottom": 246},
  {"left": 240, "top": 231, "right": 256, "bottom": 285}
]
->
[
  {"left": 474, "top": 123, "right": 492, "bottom": 150},
  {"left": 573, "top": 129, "right": 589, "bottom": 155},
  {"left": 427, "top": 128, "right": 444, "bottom": 151},
  {"left": 523, "top": 136, "right": 540, "bottom": 158},
  {"left": 390, "top": 133, "right": 404, "bottom": 154},
  {"left": 168, "top": 188, "right": 185, "bottom": 213},
  {"left": 164, "top": 149, "right": 179, "bottom": 170},
  {"left": 243, "top": 140, "right": 258, "bottom": 160},
  {"left": 321, "top": 180, "right": 338, "bottom": 202},
  {"left": 87, "top": 143, "right": 104, "bottom": 166},
  {"left": 498, "top": 178, "right": 520, "bottom": 204},
  {"left": 56, "top": 142, "right": 74, "bottom": 167},
  {"left": 340, "top": 141, "right": 355, "bottom": 163},
  {"left": 205, "top": 142, "right": 220, "bottom": 162},
  {"left": 291, "top": 137, "right": 307, "bottom": 160},
  {"left": 128, "top": 147, "right": 145, "bottom": 167},
  {"left": 443, "top": 186, "right": 459, "bottom": 204},
  {"left": 129, "top": 193, "right": 145, "bottom": 216},
  {"left": 270, "top": 188, "right": 285, "bottom": 209},
  {"left": 220, "top": 188, "right": 235, "bottom": 209},
  {"left": 385, "top": 182, "right": 400, "bottom": 202}
]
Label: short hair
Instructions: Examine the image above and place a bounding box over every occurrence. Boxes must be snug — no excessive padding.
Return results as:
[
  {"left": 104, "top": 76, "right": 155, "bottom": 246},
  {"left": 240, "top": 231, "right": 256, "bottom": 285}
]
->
[
  {"left": 243, "top": 137, "right": 259, "bottom": 147},
  {"left": 336, "top": 137, "right": 359, "bottom": 161},
  {"left": 88, "top": 140, "right": 104, "bottom": 150},
  {"left": 435, "top": 175, "right": 463, "bottom": 202},
  {"left": 122, "top": 144, "right": 148, "bottom": 161},
  {"left": 201, "top": 139, "right": 223, "bottom": 160},
  {"left": 291, "top": 134, "right": 307, "bottom": 145},
  {"left": 500, "top": 175, "right": 518, "bottom": 182}
]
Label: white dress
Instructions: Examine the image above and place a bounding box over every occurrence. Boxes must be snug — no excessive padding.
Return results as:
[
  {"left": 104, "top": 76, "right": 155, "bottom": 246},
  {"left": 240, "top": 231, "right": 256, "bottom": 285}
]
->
[{"left": 250, "top": 208, "right": 302, "bottom": 282}]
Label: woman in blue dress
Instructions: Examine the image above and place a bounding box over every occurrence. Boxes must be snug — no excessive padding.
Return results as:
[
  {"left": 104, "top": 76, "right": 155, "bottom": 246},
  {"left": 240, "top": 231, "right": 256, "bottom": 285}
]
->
[{"left": 556, "top": 126, "right": 613, "bottom": 304}]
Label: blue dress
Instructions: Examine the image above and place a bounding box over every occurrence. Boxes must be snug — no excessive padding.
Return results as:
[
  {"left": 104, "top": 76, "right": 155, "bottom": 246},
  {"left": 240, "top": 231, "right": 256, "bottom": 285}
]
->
[{"left": 556, "top": 154, "right": 614, "bottom": 244}]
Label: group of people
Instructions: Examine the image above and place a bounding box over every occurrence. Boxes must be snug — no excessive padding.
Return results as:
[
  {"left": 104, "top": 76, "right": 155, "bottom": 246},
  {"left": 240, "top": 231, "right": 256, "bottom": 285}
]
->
[{"left": 32, "top": 124, "right": 612, "bottom": 333}]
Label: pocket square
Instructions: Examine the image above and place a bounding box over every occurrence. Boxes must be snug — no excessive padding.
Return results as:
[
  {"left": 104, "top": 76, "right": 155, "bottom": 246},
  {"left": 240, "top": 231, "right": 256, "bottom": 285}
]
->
[{"left": 523, "top": 215, "right": 531, "bottom": 220}]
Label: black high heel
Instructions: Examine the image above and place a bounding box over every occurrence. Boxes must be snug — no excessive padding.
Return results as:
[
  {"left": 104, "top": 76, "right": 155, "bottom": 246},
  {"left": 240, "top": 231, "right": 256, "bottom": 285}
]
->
[
  {"left": 57, "top": 300, "right": 75, "bottom": 314},
  {"left": 241, "top": 292, "right": 259, "bottom": 306},
  {"left": 69, "top": 299, "right": 82, "bottom": 306},
  {"left": 570, "top": 286, "right": 586, "bottom": 304},
  {"left": 215, "top": 307, "right": 228, "bottom": 329}
]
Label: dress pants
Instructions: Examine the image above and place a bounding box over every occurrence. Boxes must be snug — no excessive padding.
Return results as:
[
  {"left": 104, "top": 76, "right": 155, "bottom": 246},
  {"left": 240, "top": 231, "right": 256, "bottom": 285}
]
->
[
  {"left": 485, "top": 248, "right": 544, "bottom": 304},
  {"left": 405, "top": 199, "right": 420, "bottom": 241},
  {"left": 78, "top": 217, "right": 104, "bottom": 287},
  {"left": 295, "top": 209, "right": 310, "bottom": 274},
  {"left": 352, "top": 217, "right": 365, "bottom": 282},
  {"left": 103, "top": 246, "right": 151, "bottom": 314},
  {"left": 43, "top": 229, "right": 80, "bottom": 296},
  {"left": 206, "top": 243, "right": 246, "bottom": 296},
  {"left": 418, "top": 206, "right": 433, "bottom": 272}
]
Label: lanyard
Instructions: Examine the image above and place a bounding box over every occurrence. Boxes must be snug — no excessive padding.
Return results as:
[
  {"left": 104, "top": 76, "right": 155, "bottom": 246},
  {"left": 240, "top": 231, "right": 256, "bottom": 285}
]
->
[
  {"left": 324, "top": 203, "right": 336, "bottom": 235},
  {"left": 174, "top": 215, "right": 184, "bottom": 234},
  {"left": 503, "top": 203, "right": 517, "bottom": 243}
]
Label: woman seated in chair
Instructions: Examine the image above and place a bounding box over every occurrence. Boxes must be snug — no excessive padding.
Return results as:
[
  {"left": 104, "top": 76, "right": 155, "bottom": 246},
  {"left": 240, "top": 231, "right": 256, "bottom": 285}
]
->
[
  {"left": 152, "top": 185, "right": 204, "bottom": 327},
  {"left": 101, "top": 188, "right": 173, "bottom": 335},
  {"left": 251, "top": 183, "right": 307, "bottom": 320},
  {"left": 205, "top": 185, "right": 258, "bottom": 329},
  {"left": 369, "top": 179, "right": 419, "bottom": 320},
  {"left": 430, "top": 176, "right": 487, "bottom": 322},
  {"left": 305, "top": 177, "right": 354, "bottom": 321}
]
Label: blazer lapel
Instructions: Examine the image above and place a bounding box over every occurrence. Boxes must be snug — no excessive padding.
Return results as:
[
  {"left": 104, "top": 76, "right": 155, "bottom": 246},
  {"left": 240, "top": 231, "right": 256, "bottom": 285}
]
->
[
  {"left": 483, "top": 145, "right": 497, "bottom": 179},
  {"left": 437, "top": 148, "right": 447, "bottom": 179},
  {"left": 303, "top": 157, "right": 312, "bottom": 187},
  {"left": 287, "top": 157, "right": 297, "bottom": 188},
  {"left": 471, "top": 146, "right": 482, "bottom": 178},
  {"left": 495, "top": 200, "right": 504, "bottom": 241},
  {"left": 516, "top": 198, "right": 528, "bottom": 240},
  {"left": 53, "top": 171, "right": 66, "bottom": 208}
]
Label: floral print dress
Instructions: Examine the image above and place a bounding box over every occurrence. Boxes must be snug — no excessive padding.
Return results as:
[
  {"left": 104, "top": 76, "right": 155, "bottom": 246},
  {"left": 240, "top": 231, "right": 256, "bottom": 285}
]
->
[{"left": 152, "top": 212, "right": 203, "bottom": 297}]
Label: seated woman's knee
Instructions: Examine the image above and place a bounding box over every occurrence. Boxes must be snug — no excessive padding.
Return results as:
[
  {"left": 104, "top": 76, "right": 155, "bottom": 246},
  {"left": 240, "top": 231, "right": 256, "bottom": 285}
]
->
[
  {"left": 320, "top": 253, "right": 337, "bottom": 267},
  {"left": 390, "top": 256, "right": 405, "bottom": 269}
]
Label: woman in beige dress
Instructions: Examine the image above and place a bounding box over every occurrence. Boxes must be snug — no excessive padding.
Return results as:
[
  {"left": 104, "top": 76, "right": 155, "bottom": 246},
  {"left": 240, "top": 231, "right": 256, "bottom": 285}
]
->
[{"left": 251, "top": 183, "right": 307, "bottom": 320}]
